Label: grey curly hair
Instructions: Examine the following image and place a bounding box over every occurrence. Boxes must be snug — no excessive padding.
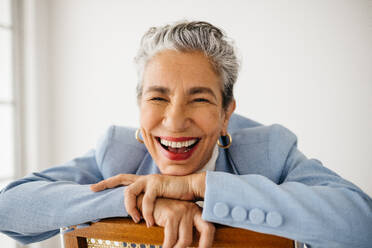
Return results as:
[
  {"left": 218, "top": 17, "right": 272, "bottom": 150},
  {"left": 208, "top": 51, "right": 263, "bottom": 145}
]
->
[{"left": 134, "top": 20, "right": 239, "bottom": 109}]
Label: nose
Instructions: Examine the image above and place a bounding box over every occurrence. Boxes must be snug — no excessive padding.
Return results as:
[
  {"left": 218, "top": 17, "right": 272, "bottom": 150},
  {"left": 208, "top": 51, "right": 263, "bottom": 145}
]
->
[{"left": 162, "top": 103, "right": 191, "bottom": 132}]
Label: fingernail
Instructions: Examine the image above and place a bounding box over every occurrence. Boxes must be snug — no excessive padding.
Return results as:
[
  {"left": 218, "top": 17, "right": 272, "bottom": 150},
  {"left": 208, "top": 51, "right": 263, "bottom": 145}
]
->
[
  {"left": 132, "top": 215, "right": 139, "bottom": 223},
  {"left": 146, "top": 221, "right": 150, "bottom": 228}
]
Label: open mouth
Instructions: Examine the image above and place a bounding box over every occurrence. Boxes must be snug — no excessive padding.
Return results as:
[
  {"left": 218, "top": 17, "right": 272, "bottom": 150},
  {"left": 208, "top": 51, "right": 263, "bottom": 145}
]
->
[{"left": 156, "top": 137, "right": 201, "bottom": 154}]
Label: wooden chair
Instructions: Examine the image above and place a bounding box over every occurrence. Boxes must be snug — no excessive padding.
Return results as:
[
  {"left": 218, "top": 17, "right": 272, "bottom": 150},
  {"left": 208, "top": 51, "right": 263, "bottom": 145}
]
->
[{"left": 62, "top": 217, "right": 295, "bottom": 248}]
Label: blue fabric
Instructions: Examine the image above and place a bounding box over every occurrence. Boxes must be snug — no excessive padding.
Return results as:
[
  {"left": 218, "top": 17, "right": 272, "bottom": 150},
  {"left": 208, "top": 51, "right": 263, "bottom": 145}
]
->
[{"left": 0, "top": 114, "right": 371, "bottom": 247}]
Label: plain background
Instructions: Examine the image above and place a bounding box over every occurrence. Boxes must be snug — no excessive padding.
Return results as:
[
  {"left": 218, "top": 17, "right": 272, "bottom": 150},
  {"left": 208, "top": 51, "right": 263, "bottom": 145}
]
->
[
  {"left": 5, "top": 0, "right": 372, "bottom": 247},
  {"left": 45, "top": 0, "right": 372, "bottom": 194}
]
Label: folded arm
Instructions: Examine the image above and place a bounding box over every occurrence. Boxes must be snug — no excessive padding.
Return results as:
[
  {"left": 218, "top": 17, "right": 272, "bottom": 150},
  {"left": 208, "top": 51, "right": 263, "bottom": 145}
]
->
[
  {"left": 202, "top": 125, "right": 372, "bottom": 248},
  {"left": 0, "top": 127, "right": 130, "bottom": 245}
]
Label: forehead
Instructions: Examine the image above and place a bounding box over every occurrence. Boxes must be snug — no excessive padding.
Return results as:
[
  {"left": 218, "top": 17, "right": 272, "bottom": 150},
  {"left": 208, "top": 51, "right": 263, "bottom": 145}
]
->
[{"left": 143, "top": 50, "right": 222, "bottom": 92}]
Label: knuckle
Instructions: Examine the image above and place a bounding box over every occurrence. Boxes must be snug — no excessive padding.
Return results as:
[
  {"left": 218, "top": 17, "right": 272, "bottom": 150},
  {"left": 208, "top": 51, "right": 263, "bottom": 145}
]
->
[
  {"left": 168, "top": 236, "right": 177, "bottom": 245},
  {"left": 178, "top": 237, "right": 192, "bottom": 247},
  {"left": 164, "top": 237, "right": 177, "bottom": 247},
  {"left": 174, "top": 203, "right": 184, "bottom": 211},
  {"left": 165, "top": 208, "right": 178, "bottom": 219},
  {"left": 146, "top": 176, "right": 155, "bottom": 187},
  {"left": 143, "top": 193, "right": 155, "bottom": 202},
  {"left": 205, "top": 223, "right": 215, "bottom": 233},
  {"left": 148, "top": 186, "right": 158, "bottom": 196},
  {"left": 185, "top": 203, "right": 197, "bottom": 213},
  {"left": 179, "top": 202, "right": 191, "bottom": 210},
  {"left": 124, "top": 186, "right": 133, "bottom": 195},
  {"left": 155, "top": 215, "right": 166, "bottom": 226}
]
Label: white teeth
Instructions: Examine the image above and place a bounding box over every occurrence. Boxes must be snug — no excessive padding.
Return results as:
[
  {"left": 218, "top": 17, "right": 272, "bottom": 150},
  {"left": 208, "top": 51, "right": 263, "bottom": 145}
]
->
[
  {"left": 160, "top": 138, "right": 198, "bottom": 148},
  {"left": 160, "top": 139, "right": 169, "bottom": 146},
  {"left": 187, "top": 139, "right": 197, "bottom": 146}
]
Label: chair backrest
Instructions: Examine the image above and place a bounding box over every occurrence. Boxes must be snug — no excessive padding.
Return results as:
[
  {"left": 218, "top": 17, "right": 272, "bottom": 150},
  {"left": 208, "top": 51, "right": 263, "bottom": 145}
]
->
[{"left": 62, "top": 217, "right": 294, "bottom": 248}]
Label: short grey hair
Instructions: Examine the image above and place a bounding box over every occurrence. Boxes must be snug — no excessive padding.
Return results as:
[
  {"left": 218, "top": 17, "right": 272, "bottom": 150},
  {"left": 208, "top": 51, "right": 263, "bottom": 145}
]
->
[{"left": 134, "top": 20, "right": 239, "bottom": 109}]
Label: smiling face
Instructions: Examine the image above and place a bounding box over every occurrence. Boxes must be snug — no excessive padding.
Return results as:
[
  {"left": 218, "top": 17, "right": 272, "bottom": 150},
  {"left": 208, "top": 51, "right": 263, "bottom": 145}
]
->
[{"left": 139, "top": 50, "right": 235, "bottom": 176}]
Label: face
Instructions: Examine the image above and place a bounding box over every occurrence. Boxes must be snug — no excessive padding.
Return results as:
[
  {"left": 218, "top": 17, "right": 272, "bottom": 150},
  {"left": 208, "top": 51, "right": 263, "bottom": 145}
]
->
[{"left": 139, "top": 50, "right": 235, "bottom": 176}]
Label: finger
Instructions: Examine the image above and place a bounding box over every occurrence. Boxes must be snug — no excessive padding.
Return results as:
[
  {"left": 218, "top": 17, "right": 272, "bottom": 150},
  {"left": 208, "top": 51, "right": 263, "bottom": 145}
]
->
[
  {"left": 90, "top": 174, "right": 139, "bottom": 192},
  {"left": 124, "top": 181, "right": 146, "bottom": 223},
  {"left": 174, "top": 214, "right": 193, "bottom": 248},
  {"left": 142, "top": 188, "right": 157, "bottom": 227},
  {"left": 163, "top": 219, "right": 179, "bottom": 248},
  {"left": 193, "top": 212, "right": 215, "bottom": 248}
]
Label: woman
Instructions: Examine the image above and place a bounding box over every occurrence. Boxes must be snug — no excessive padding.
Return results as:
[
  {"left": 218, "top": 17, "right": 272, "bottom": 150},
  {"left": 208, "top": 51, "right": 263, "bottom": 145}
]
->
[{"left": 1, "top": 21, "right": 371, "bottom": 248}]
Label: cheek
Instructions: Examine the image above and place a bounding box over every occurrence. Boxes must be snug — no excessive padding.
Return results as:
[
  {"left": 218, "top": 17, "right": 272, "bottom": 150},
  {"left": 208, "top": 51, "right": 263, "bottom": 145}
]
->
[
  {"left": 140, "top": 103, "right": 162, "bottom": 129},
  {"left": 193, "top": 108, "right": 224, "bottom": 135}
]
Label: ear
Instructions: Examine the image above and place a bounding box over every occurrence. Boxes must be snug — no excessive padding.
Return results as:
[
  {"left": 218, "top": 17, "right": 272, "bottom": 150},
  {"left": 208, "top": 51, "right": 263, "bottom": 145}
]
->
[{"left": 221, "top": 99, "right": 236, "bottom": 136}]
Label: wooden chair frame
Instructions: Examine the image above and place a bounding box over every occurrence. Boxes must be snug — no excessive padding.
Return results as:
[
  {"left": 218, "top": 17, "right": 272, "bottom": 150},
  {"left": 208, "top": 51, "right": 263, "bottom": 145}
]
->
[{"left": 62, "top": 218, "right": 294, "bottom": 248}]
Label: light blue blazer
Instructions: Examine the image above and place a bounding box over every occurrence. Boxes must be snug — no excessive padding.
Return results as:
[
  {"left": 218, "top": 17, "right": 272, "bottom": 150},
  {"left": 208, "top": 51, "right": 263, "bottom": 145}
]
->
[{"left": 0, "top": 114, "right": 371, "bottom": 247}]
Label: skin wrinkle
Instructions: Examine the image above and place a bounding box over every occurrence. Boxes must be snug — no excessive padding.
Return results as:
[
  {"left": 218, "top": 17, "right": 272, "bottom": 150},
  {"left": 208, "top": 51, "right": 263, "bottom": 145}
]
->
[
  {"left": 139, "top": 50, "right": 235, "bottom": 176},
  {"left": 134, "top": 21, "right": 239, "bottom": 110}
]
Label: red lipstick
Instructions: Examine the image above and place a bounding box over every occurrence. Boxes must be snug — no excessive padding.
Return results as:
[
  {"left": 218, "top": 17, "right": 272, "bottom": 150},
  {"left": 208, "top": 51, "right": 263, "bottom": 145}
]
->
[{"left": 156, "top": 136, "right": 200, "bottom": 161}]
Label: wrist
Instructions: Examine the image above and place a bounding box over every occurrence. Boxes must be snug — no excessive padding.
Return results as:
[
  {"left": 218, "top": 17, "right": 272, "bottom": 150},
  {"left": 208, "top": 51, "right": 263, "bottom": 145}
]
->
[{"left": 189, "top": 172, "right": 206, "bottom": 200}]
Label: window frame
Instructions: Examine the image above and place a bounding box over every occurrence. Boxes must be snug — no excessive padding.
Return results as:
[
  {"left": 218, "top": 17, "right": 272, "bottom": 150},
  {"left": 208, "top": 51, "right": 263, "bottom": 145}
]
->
[
  {"left": 0, "top": 1, "right": 23, "bottom": 247},
  {"left": 0, "top": 0, "right": 22, "bottom": 185}
]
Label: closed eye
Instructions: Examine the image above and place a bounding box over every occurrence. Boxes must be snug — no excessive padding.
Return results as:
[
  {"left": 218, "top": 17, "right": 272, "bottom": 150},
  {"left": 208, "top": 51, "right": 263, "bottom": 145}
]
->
[
  {"left": 193, "top": 98, "right": 210, "bottom": 103},
  {"left": 150, "top": 97, "right": 167, "bottom": 102}
]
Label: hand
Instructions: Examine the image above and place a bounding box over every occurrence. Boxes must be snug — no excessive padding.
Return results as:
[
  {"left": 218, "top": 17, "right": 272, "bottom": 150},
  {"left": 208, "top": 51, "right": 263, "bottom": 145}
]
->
[
  {"left": 90, "top": 173, "right": 206, "bottom": 227},
  {"left": 138, "top": 195, "right": 215, "bottom": 248}
]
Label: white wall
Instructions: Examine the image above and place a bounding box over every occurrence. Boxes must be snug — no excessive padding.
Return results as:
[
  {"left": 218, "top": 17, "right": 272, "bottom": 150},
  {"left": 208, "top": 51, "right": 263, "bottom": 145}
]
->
[
  {"left": 47, "top": 0, "right": 372, "bottom": 194},
  {"left": 21, "top": 0, "right": 372, "bottom": 247}
]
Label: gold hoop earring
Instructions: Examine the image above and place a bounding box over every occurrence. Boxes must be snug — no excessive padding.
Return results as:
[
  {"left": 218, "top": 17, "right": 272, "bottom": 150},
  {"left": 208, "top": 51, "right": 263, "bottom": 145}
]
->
[
  {"left": 135, "top": 129, "right": 144, "bottom": 144},
  {"left": 217, "top": 133, "right": 232, "bottom": 149}
]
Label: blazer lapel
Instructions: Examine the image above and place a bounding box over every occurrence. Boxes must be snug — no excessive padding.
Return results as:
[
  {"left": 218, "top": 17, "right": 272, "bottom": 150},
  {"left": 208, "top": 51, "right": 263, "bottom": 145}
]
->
[
  {"left": 136, "top": 153, "right": 161, "bottom": 175},
  {"left": 215, "top": 148, "right": 237, "bottom": 174}
]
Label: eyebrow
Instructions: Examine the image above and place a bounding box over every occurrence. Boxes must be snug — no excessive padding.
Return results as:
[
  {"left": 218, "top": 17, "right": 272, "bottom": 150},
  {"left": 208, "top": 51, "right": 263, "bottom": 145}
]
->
[
  {"left": 187, "top": 87, "right": 217, "bottom": 100},
  {"left": 145, "top": 85, "right": 217, "bottom": 100},
  {"left": 145, "top": 86, "right": 170, "bottom": 94}
]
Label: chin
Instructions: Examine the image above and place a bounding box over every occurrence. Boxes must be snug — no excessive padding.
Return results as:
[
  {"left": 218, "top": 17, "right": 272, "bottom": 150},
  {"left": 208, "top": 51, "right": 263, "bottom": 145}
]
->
[{"left": 158, "top": 164, "right": 197, "bottom": 176}]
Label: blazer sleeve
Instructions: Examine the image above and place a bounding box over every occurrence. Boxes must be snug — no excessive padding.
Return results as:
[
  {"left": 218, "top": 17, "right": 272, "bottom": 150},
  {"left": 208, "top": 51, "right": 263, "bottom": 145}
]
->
[
  {"left": 0, "top": 126, "right": 129, "bottom": 245},
  {"left": 202, "top": 124, "right": 372, "bottom": 248}
]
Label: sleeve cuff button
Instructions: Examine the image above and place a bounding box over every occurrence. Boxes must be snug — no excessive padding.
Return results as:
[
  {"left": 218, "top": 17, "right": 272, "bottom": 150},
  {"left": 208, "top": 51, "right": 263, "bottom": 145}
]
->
[
  {"left": 231, "top": 206, "right": 247, "bottom": 221},
  {"left": 249, "top": 208, "right": 265, "bottom": 224},
  {"left": 213, "top": 202, "right": 229, "bottom": 218},
  {"left": 266, "top": 211, "right": 283, "bottom": 227}
]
